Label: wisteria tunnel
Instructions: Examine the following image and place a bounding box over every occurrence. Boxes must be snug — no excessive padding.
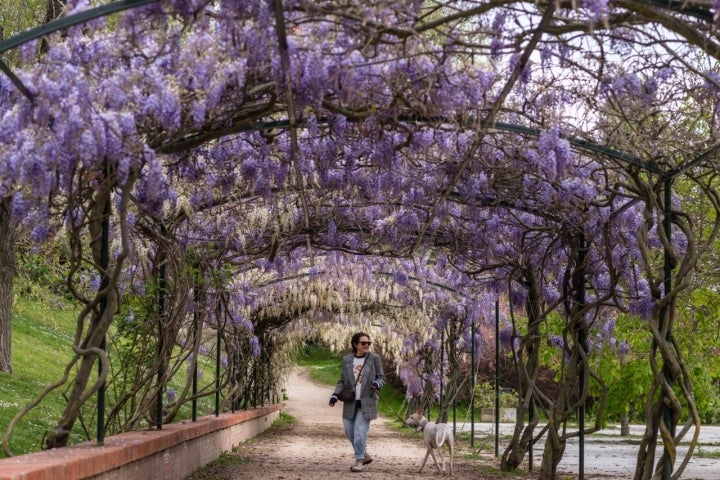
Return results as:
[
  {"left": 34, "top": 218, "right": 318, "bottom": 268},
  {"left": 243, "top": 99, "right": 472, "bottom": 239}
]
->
[{"left": 3, "top": 1, "right": 720, "bottom": 480}]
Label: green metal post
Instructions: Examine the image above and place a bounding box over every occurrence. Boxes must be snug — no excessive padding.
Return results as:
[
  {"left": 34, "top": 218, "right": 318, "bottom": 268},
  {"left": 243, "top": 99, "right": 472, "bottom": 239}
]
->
[
  {"left": 495, "top": 299, "right": 500, "bottom": 457},
  {"left": 156, "top": 248, "right": 166, "bottom": 430},
  {"left": 453, "top": 399, "right": 456, "bottom": 436},
  {"left": 576, "top": 233, "right": 587, "bottom": 480},
  {"left": 529, "top": 399, "right": 534, "bottom": 471},
  {"left": 215, "top": 323, "right": 221, "bottom": 417},
  {"left": 471, "top": 320, "right": 475, "bottom": 448},
  {"left": 661, "top": 178, "right": 675, "bottom": 480},
  {"left": 192, "top": 268, "right": 199, "bottom": 422},
  {"left": 96, "top": 179, "right": 110, "bottom": 446},
  {"left": 440, "top": 329, "right": 444, "bottom": 416}
]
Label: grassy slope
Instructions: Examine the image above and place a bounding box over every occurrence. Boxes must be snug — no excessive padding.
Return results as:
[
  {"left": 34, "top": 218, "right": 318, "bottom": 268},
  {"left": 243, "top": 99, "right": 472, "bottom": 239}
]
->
[
  {"left": 1, "top": 287, "right": 219, "bottom": 458},
  {"left": 2, "top": 310, "right": 463, "bottom": 458},
  {"left": 1, "top": 293, "right": 81, "bottom": 457}
]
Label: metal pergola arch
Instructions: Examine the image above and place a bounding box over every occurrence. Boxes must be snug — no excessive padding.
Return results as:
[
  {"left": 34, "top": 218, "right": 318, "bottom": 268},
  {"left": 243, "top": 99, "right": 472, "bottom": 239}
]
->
[
  {"left": 258, "top": 268, "right": 487, "bottom": 441},
  {"left": 0, "top": 0, "right": 713, "bottom": 174},
  {"left": 150, "top": 118, "right": 720, "bottom": 480},
  {"left": 0, "top": 0, "right": 160, "bottom": 101}
]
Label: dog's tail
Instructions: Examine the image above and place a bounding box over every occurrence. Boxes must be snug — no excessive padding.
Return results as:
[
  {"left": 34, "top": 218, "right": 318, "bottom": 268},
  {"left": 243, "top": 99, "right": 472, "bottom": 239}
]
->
[{"left": 435, "top": 428, "right": 447, "bottom": 448}]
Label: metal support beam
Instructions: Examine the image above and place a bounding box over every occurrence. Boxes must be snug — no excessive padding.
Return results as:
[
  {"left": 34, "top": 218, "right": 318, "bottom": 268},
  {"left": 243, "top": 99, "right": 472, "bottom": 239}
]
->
[
  {"left": 215, "top": 304, "right": 222, "bottom": 417},
  {"left": 96, "top": 165, "right": 111, "bottom": 446},
  {"left": 660, "top": 178, "right": 675, "bottom": 480},
  {"left": 156, "top": 255, "right": 166, "bottom": 430},
  {"left": 470, "top": 320, "right": 475, "bottom": 448},
  {"left": 0, "top": 59, "right": 34, "bottom": 101},
  {"left": 0, "top": 0, "right": 159, "bottom": 55},
  {"left": 494, "top": 298, "right": 500, "bottom": 457},
  {"left": 0, "top": 0, "right": 159, "bottom": 100},
  {"left": 576, "top": 233, "right": 588, "bottom": 480}
]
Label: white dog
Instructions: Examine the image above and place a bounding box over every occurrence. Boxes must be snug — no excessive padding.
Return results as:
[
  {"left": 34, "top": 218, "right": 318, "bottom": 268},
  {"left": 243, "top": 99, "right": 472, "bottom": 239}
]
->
[{"left": 404, "top": 409, "right": 454, "bottom": 476}]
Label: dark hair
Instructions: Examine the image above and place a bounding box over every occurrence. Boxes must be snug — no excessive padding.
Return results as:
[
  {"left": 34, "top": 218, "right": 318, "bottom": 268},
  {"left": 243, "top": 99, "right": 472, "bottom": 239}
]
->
[{"left": 351, "top": 332, "right": 370, "bottom": 354}]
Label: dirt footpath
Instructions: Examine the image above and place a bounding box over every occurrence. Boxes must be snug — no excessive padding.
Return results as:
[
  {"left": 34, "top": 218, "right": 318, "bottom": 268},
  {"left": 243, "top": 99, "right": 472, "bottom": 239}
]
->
[
  {"left": 187, "top": 366, "right": 535, "bottom": 479},
  {"left": 184, "top": 367, "right": 720, "bottom": 479}
]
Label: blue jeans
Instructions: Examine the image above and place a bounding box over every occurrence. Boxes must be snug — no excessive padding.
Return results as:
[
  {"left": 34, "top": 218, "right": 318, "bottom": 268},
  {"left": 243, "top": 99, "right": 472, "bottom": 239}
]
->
[{"left": 342, "top": 405, "right": 370, "bottom": 460}]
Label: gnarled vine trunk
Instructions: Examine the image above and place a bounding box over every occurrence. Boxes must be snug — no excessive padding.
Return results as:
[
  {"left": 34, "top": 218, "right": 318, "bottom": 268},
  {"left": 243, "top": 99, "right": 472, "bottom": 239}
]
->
[
  {"left": 501, "top": 270, "right": 542, "bottom": 471},
  {"left": 437, "top": 310, "right": 466, "bottom": 424},
  {"left": 42, "top": 166, "right": 135, "bottom": 449},
  {"left": 0, "top": 196, "right": 15, "bottom": 374},
  {"left": 629, "top": 175, "right": 710, "bottom": 480}
]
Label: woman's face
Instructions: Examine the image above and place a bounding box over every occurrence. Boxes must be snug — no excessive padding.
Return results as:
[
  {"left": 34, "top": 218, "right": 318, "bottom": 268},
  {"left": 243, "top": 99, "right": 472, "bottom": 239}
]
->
[{"left": 356, "top": 336, "right": 372, "bottom": 353}]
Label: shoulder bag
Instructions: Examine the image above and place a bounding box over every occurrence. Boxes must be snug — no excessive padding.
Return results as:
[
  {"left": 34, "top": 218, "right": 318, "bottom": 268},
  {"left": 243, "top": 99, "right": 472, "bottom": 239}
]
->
[{"left": 339, "top": 354, "right": 369, "bottom": 402}]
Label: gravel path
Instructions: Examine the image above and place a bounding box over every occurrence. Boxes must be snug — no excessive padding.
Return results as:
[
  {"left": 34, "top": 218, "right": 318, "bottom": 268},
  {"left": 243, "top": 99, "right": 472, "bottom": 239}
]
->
[
  {"left": 187, "top": 366, "right": 537, "bottom": 479},
  {"left": 184, "top": 367, "right": 720, "bottom": 479}
]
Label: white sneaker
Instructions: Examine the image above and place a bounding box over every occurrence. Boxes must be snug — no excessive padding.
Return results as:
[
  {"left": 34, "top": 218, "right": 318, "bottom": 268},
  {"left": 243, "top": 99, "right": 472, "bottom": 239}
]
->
[{"left": 350, "top": 460, "right": 364, "bottom": 472}]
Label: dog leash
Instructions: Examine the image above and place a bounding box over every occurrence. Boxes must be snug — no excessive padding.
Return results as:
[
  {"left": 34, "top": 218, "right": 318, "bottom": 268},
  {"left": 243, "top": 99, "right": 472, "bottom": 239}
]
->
[{"left": 376, "top": 391, "right": 411, "bottom": 426}]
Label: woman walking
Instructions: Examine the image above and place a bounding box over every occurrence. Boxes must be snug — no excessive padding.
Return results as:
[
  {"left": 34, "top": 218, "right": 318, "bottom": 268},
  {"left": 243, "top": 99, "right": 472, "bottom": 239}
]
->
[{"left": 328, "top": 332, "right": 386, "bottom": 472}]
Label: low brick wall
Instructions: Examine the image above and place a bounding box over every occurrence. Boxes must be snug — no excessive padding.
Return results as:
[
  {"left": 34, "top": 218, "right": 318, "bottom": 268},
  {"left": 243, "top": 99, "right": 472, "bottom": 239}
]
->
[{"left": 0, "top": 404, "right": 283, "bottom": 480}]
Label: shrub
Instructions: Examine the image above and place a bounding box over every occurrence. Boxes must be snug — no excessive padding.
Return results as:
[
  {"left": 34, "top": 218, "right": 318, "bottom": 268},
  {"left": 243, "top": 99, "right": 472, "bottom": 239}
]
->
[{"left": 474, "top": 382, "right": 517, "bottom": 409}]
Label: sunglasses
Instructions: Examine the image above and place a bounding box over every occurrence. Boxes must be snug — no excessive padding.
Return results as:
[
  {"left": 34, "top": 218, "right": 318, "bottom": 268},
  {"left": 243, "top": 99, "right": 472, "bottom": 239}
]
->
[{"left": 359, "top": 341, "right": 372, "bottom": 346}]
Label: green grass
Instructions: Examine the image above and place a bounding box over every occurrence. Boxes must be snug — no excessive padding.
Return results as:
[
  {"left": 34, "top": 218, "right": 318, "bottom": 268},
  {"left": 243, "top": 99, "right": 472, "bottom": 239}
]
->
[
  {"left": 696, "top": 445, "right": 720, "bottom": 459},
  {"left": 271, "top": 410, "right": 295, "bottom": 428},
  {"left": 1, "top": 286, "right": 222, "bottom": 458},
  {"left": 1, "top": 292, "right": 82, "bottom": 457},
  {"left": 294, "top": 343, "right": 409, "bottom": 425},
  {"left": 294, "top": 342, "right": 343, "bottom": 385}
]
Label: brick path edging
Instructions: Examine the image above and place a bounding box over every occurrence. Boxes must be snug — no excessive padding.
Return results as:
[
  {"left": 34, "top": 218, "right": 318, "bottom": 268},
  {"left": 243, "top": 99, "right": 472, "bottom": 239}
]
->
[{"left": 0, "top": 404, "right": 284, "bottom": 480}]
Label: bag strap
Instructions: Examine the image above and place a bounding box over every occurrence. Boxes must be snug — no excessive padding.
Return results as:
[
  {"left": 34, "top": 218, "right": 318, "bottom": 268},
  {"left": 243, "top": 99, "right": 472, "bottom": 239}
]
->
[{"left": 354, "top": 354, "right": 370, "bottom": 385}]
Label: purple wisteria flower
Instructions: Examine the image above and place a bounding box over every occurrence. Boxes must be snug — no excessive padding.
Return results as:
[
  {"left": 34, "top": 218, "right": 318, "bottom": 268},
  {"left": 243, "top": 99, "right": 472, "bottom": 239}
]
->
[
  {"left": 583, "top": 0, "right": 610, "bottom": 20},
  {"left": 249, "top": 336, "right": 261, "bottom": 357},
  {"left": 89, "top": 274, "right": 101, "bottom": 292},
  {"left": 548, "top": 334, "right": 564, "bottom": 349},
  {"left": 187, "top": 365, "right": 203, "bottom": 379},
  {"left": 393, "top": 270, "right": 409, "bottom": 286},
  {"left": 499, "top": 326, "right": 514, "bottom": 347}
]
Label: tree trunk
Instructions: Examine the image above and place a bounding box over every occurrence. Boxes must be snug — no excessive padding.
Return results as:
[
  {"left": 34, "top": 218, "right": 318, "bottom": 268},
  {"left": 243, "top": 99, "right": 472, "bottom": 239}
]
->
[
  {"left": 438, "top": 312, "right": 463, "bottom": 424},
  {"left": 0, "top": 197, "right": 16, "bottom": 373},
  {"left": 501, "top": 399, "right": 538, "bottom": 471},
  {"left": 501, "top": 272, "right": 542, "bottom": 471},
  {"left": 537, "top": 363, "right": 579, "bottom": 479},
  {"left": 538, "top": 234, "right": 597, "bottom": 478},
  {"left": 39, "top": 0, "right": 66, "bottom": 53},
  {"left": 42, "top": 169, "right": 132, "bottom": 449},
  {"left": 42, "top": 304, "right": 115, "bottom": 449},
  {"left": 539, "top": 427, "right": 567, "bottom": 480},
  {"left": 621, "top": 413, "right": 630, "bottom": 436},
  {"left": 43, "top": 182, "right": 117, "bottom": 448},
  {"left": 634, "top": 334, "right": 684, "bottom": 480}
]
